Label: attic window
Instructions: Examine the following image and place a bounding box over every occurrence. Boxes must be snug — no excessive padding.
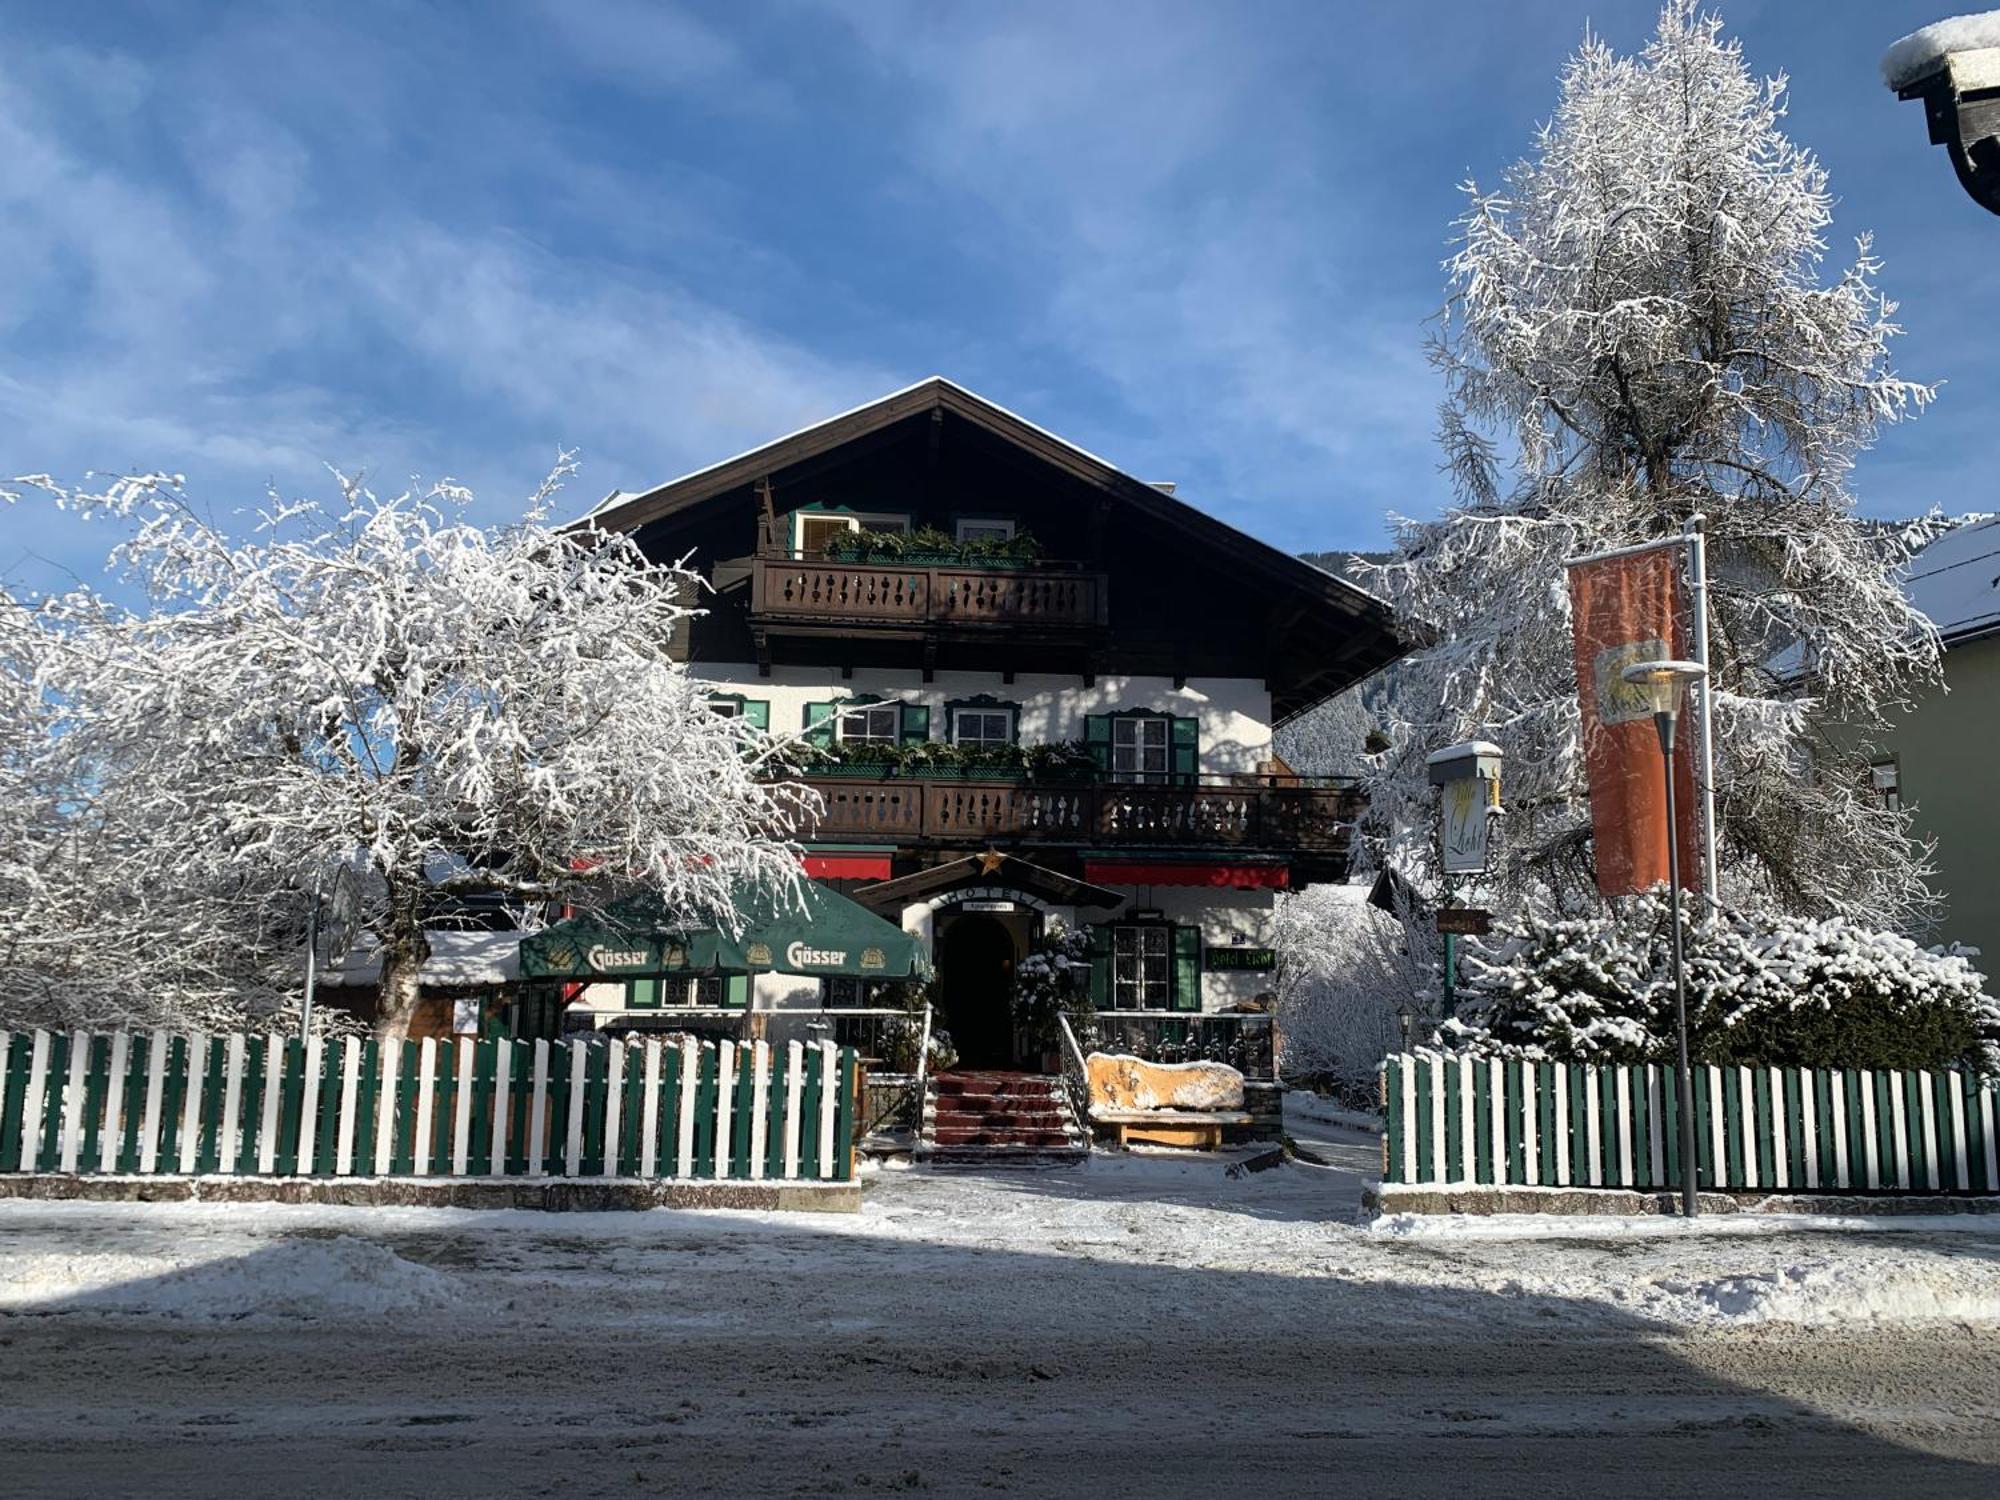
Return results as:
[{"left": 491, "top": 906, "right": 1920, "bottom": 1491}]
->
[
  {"left": 955, "top": 518, "right": 1015, "bottom": 544},
  {"left": 793, "top": 509, "right": 909, "bottom": 555}
]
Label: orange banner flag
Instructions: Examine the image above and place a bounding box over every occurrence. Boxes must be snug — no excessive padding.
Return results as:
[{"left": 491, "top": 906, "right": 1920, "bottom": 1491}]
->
[{"left": 1566, "top": 543, "right": 1703, "bottom": 900}]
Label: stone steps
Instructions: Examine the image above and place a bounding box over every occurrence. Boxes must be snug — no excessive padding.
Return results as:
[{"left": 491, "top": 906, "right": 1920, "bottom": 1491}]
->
[{"left": 917, "top": 1071, "right": 1088, "bottom": 1166}]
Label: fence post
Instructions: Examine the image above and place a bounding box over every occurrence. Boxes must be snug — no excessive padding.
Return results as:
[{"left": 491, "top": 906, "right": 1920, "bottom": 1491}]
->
[
  {"left": 818, "top": 1040, "right": 839, "bottom": 1180},
  {"left": 749, "top": 1040, "right": 770, "bottom": 1181}
]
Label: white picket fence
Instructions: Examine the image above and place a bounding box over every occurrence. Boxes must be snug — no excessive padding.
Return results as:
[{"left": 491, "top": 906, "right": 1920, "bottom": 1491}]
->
[{"left": 0, "top": 1031, "right": 857, "bottom": 1183}]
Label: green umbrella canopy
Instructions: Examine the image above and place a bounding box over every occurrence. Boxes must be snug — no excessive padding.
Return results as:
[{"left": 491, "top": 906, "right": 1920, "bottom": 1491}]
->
[{"left": 519, "top": 878, "right": 930, "bottom": 982}]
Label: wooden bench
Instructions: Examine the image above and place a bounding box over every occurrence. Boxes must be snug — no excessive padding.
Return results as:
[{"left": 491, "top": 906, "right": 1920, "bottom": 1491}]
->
[{"left": 1089, "top": 1108, "right": 1254, "bottom": 1150}]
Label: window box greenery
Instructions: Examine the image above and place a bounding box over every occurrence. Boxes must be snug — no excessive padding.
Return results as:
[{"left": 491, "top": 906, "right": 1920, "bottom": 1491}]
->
[
  {"left": 822, "top": 524, "right": 1047, "bottom": 568},
  {"left": 802, "top": 738, "right": 1097, "bottom": 781}
]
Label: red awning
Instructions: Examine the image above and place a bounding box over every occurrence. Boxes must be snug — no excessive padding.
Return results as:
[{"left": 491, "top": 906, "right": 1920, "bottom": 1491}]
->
[
  {"left": 1082, "top": 859, "right": 1291, "bottom": 890},
  {"left": 803, "top": 852, "right": 894, "bottom": 881}
]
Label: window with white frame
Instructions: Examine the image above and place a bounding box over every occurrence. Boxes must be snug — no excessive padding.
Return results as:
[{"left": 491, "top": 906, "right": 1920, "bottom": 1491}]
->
[
  {"left": 955, "top": 518, "right": 1015, "bottom": 544},
  {"left": 952, "top": 707, "right": 1013, "bottom": 748},
  {"left": 709, "top": 698, "right": 741, "bottom": 720},
  {"left": 1111, "top": 715, "right": 1171, "bottom": 783},
  {"left": 838, "top": 703, "right": 902, "bottom": 744},
  {"left": 794, "top": 510, "right": 909, "bottom": 554},
  {"left": 1111, "top": 925, "right": 1171, "bottom": 1010}
]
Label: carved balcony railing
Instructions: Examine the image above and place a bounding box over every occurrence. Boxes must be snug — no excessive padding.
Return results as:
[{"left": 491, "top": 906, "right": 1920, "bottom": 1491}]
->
[
  {"left": 749, "top": 557, "right": 1107, "bottom": 634},
  {"left": 798, "top": 774, "right": 1362, "bottom": 855}
]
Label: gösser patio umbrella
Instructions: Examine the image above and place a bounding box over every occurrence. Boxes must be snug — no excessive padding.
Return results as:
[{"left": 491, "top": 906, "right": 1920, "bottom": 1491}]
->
[{"left": 517, "top": 877, "right": 930, "bottom": 986}]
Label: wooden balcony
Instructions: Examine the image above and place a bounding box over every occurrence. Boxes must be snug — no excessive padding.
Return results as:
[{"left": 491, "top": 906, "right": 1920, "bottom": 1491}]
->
[
  {"left": 749, "top": 556, "right": 1108, "bottom": 639},
  {"left": 798, "top": 774, "right": 1362, "bottom": 855}
]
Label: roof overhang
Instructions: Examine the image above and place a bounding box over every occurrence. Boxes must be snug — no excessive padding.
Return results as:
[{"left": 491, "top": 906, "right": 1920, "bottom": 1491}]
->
[
  {"left": 578, "top": 377, "right": 1411, "bottom": 707},
  {"left": 851, "top": 852, "right": 1127, "bottom": 914}
]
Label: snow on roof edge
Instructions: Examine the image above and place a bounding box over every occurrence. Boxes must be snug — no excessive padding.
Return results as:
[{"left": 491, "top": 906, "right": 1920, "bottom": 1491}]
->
[
  {"left": 588, "top": 375, "right": 1392, "bottom": 616},
  {"left": 1882, "top": 11, "right": 2000, "bottom": 89}
]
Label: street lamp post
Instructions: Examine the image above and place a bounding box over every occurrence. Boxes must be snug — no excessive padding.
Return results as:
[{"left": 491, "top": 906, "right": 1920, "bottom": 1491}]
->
[{"left": 1621, "top": 658, "right": 1709, "bottom": 1219}]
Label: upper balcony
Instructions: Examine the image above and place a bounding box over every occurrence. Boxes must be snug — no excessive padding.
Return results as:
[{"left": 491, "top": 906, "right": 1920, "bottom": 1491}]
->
[
  {"left": 747, "top": 509, "right": 1107, "bottom": 657},
  {"left": 749, "top": 555, "right": 1108, "bottom": 642},
  {"left": 796, "top": 772, "right": 1362, "bottom": 860}
]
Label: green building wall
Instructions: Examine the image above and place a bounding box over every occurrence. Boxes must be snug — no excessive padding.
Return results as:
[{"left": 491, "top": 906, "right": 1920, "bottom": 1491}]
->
[{"left": 1892, "top": 634, "right": 2000, "bottom": 969}]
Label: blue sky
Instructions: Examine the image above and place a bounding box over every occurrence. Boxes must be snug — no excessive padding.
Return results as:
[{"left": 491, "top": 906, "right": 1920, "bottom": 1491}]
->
[{"left": 1, "top": 0, "right": 1993, "bottom": 592}]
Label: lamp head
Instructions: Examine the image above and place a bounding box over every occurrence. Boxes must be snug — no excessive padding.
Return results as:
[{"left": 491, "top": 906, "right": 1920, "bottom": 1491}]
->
[{"left": 1620, "top": 658, "right": 1707, "bottom": 718}]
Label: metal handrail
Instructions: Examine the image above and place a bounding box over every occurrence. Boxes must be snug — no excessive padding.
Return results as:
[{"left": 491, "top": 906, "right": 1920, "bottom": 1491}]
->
[
  {"left": 1056, "top": 1012, "right": 1094, "bottom": 1152},
  {"left": 911, "top": 1001, "right": 935, "bottom": 1140}
]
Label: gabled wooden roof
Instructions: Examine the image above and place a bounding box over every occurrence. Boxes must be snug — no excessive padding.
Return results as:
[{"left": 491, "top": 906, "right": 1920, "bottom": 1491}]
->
[{"left": 583, "top": 377, "right": 1410, "bottom": 709}]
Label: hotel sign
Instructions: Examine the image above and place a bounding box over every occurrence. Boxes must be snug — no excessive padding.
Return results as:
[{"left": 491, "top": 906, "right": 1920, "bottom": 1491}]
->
[{"left": 1206, "top": 946, "right": 1275, "bottom": 972}]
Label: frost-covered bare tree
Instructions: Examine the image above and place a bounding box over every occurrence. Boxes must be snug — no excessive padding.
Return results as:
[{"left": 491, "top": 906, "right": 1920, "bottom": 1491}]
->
[
  {"left": 1366, "top": 2, "right": 1941, "bottom": 930},
  {"left": 1272, "top": 682, "right": 1381, "bottom": 779},
  {"left": 1, "top": 464, "right": 812, "bottom": 1036},
  {"left": 1273, "top": 884, "right": 1431, "bottom": 1102}
]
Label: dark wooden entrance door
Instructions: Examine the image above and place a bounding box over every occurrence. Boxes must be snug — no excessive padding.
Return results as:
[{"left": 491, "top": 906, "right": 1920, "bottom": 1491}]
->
[{"left": 936, "top": 913, "right": 1017, "bottom": 1069}]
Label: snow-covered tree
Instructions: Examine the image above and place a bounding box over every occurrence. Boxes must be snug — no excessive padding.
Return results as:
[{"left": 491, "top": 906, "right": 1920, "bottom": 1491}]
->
[
  {"left": 1367, "top": 2, "right": 1941, "bottom": 929},
  {"left": 1448, "top": 892, "right": 2000, "bottom": 1073},
  {"left": 1, "top": 463, "right": 813, "bottom": 1036},
  {"left": 1272, "top": 884, "right": 1429, "bottom": 1102}
]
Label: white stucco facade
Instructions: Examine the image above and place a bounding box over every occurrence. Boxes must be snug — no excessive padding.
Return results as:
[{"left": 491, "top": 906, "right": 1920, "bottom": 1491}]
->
[{"left": 689, "top": 663, "right": 1274, "bottom": 775}]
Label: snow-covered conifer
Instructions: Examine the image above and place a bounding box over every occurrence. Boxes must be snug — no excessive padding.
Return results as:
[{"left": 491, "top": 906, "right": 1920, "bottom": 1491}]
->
[{"left": 1367, "top": 2, "right": 1940, "bottom": 928}]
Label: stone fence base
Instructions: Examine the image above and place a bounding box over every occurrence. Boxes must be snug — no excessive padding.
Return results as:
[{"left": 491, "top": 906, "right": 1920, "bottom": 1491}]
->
[
  {"left": 1365, "top": 1182, "right": 2000, "bottom": 1219},
  {"left": 0, "top": 1173, "right": 860, "bottom": 1214}
]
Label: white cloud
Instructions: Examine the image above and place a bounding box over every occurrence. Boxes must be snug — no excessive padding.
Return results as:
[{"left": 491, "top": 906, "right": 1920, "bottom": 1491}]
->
[
  {"left": 532, "top": 0, "right": 791, "bottom": 114},
  {"left": 0, "top": 22, "right": 889, "bottom": 580},
  {"left": 820, "top": 0, "right": 1446, "bottom": 546}
]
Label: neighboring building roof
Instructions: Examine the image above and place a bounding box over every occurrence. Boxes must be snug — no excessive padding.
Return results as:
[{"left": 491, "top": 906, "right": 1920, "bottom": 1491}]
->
[
  {"left": 323, "top": 929, "right": 530, "bottom": 988},
  {"left": 1907, "top": 517, "right": 2000, "bottom": 647},
  {"left": 1882, "top": 13, "right": 2000, "bottom": 90}
]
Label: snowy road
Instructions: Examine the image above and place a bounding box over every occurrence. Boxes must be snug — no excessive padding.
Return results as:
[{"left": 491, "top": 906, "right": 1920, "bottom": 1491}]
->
[{"left": 4, "top": 1124, "right": 2000, "bottom": 1497}]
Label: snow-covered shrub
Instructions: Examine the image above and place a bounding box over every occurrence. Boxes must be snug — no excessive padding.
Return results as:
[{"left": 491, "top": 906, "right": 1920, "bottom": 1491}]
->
[
  {"left": 1273, "top": 884, "right": 1426, "bottom": 1104},
  {"left": 1011, "top": 919, "right": 1095, "bottom": 1055},
  {"left": 1451, "top": 892, "right": 2000, "bottom": 1072}
]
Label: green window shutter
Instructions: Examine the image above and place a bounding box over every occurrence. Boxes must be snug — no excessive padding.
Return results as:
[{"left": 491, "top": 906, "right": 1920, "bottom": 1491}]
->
[
  {"left": 1171, "top": 717, "right": 1199, "bottom": 783},
  {"left": 1084, "top": 714, "right": 1112, "bottom": 775},
  {"left": 742, "top": 700, "right": 770, "bottom": 732},
  {"left": 803, "top": 701, "right": 836, "bottom": 748},
  {"left": 1088, "top": 925, "right": 1112, "bottom": 1011},
  {"left": 725, "top": 974, "right": 750, "bottom": 1010},
  {"left": 1171, "top": 926, "right": 1203, "bottom": 1012},
  {"left": 899, "top": 702, "right": 931, "bottom": 744},
  {"left": 628, "top": 978, "right": 660, "bottom": 1010}
]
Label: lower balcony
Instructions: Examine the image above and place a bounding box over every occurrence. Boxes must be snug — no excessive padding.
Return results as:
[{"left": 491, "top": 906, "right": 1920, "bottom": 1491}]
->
[{"left": 796, "top": 773, "right": 1362, "bottom": 855}]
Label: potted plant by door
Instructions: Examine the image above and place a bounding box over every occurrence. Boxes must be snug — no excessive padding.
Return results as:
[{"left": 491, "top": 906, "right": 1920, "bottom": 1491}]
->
[{"left": 1010, "top": 920, "right": 1096, "bottom": 1073}]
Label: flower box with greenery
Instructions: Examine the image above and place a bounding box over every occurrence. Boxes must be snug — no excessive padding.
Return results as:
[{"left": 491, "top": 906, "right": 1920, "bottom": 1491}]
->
[
  {"left": 821, "top": 524, "right": 1047, "bottom": 569},
  {"left": 1011, "top": 920, "right": 1098, "bottom": 1072},
  {"left": 805, "top": 738, "right": 1097, "bottom": 782}
]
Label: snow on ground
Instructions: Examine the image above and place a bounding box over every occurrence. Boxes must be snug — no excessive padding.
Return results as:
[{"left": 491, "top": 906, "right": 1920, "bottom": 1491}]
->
[
  {"left": 1284, "top": 1087, "right": 1383, "bottom": 1132},
  {"left": 3, "top": 1113, "right": 2000, "bottom": 1495},
  {"left": 0, "top": 1232, "right": 466, "bottom": 1322},
  {"left": 3, "top": 1118, "right": 1997, "bottom": 1334}
]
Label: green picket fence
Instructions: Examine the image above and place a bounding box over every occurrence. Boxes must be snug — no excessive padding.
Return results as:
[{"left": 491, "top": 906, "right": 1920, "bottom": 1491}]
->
[
  {"left": 1381, "top": 1051, "right": 2000, "bottom": 1194},
  {"left": 0, "top": 1031, "right": 857, "bottom": 1183}
]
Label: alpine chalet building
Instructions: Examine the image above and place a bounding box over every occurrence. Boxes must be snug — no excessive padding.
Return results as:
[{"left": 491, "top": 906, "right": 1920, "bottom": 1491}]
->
[{"left": 578, "top": 379, "right": 1405, "bottom": 1140}]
